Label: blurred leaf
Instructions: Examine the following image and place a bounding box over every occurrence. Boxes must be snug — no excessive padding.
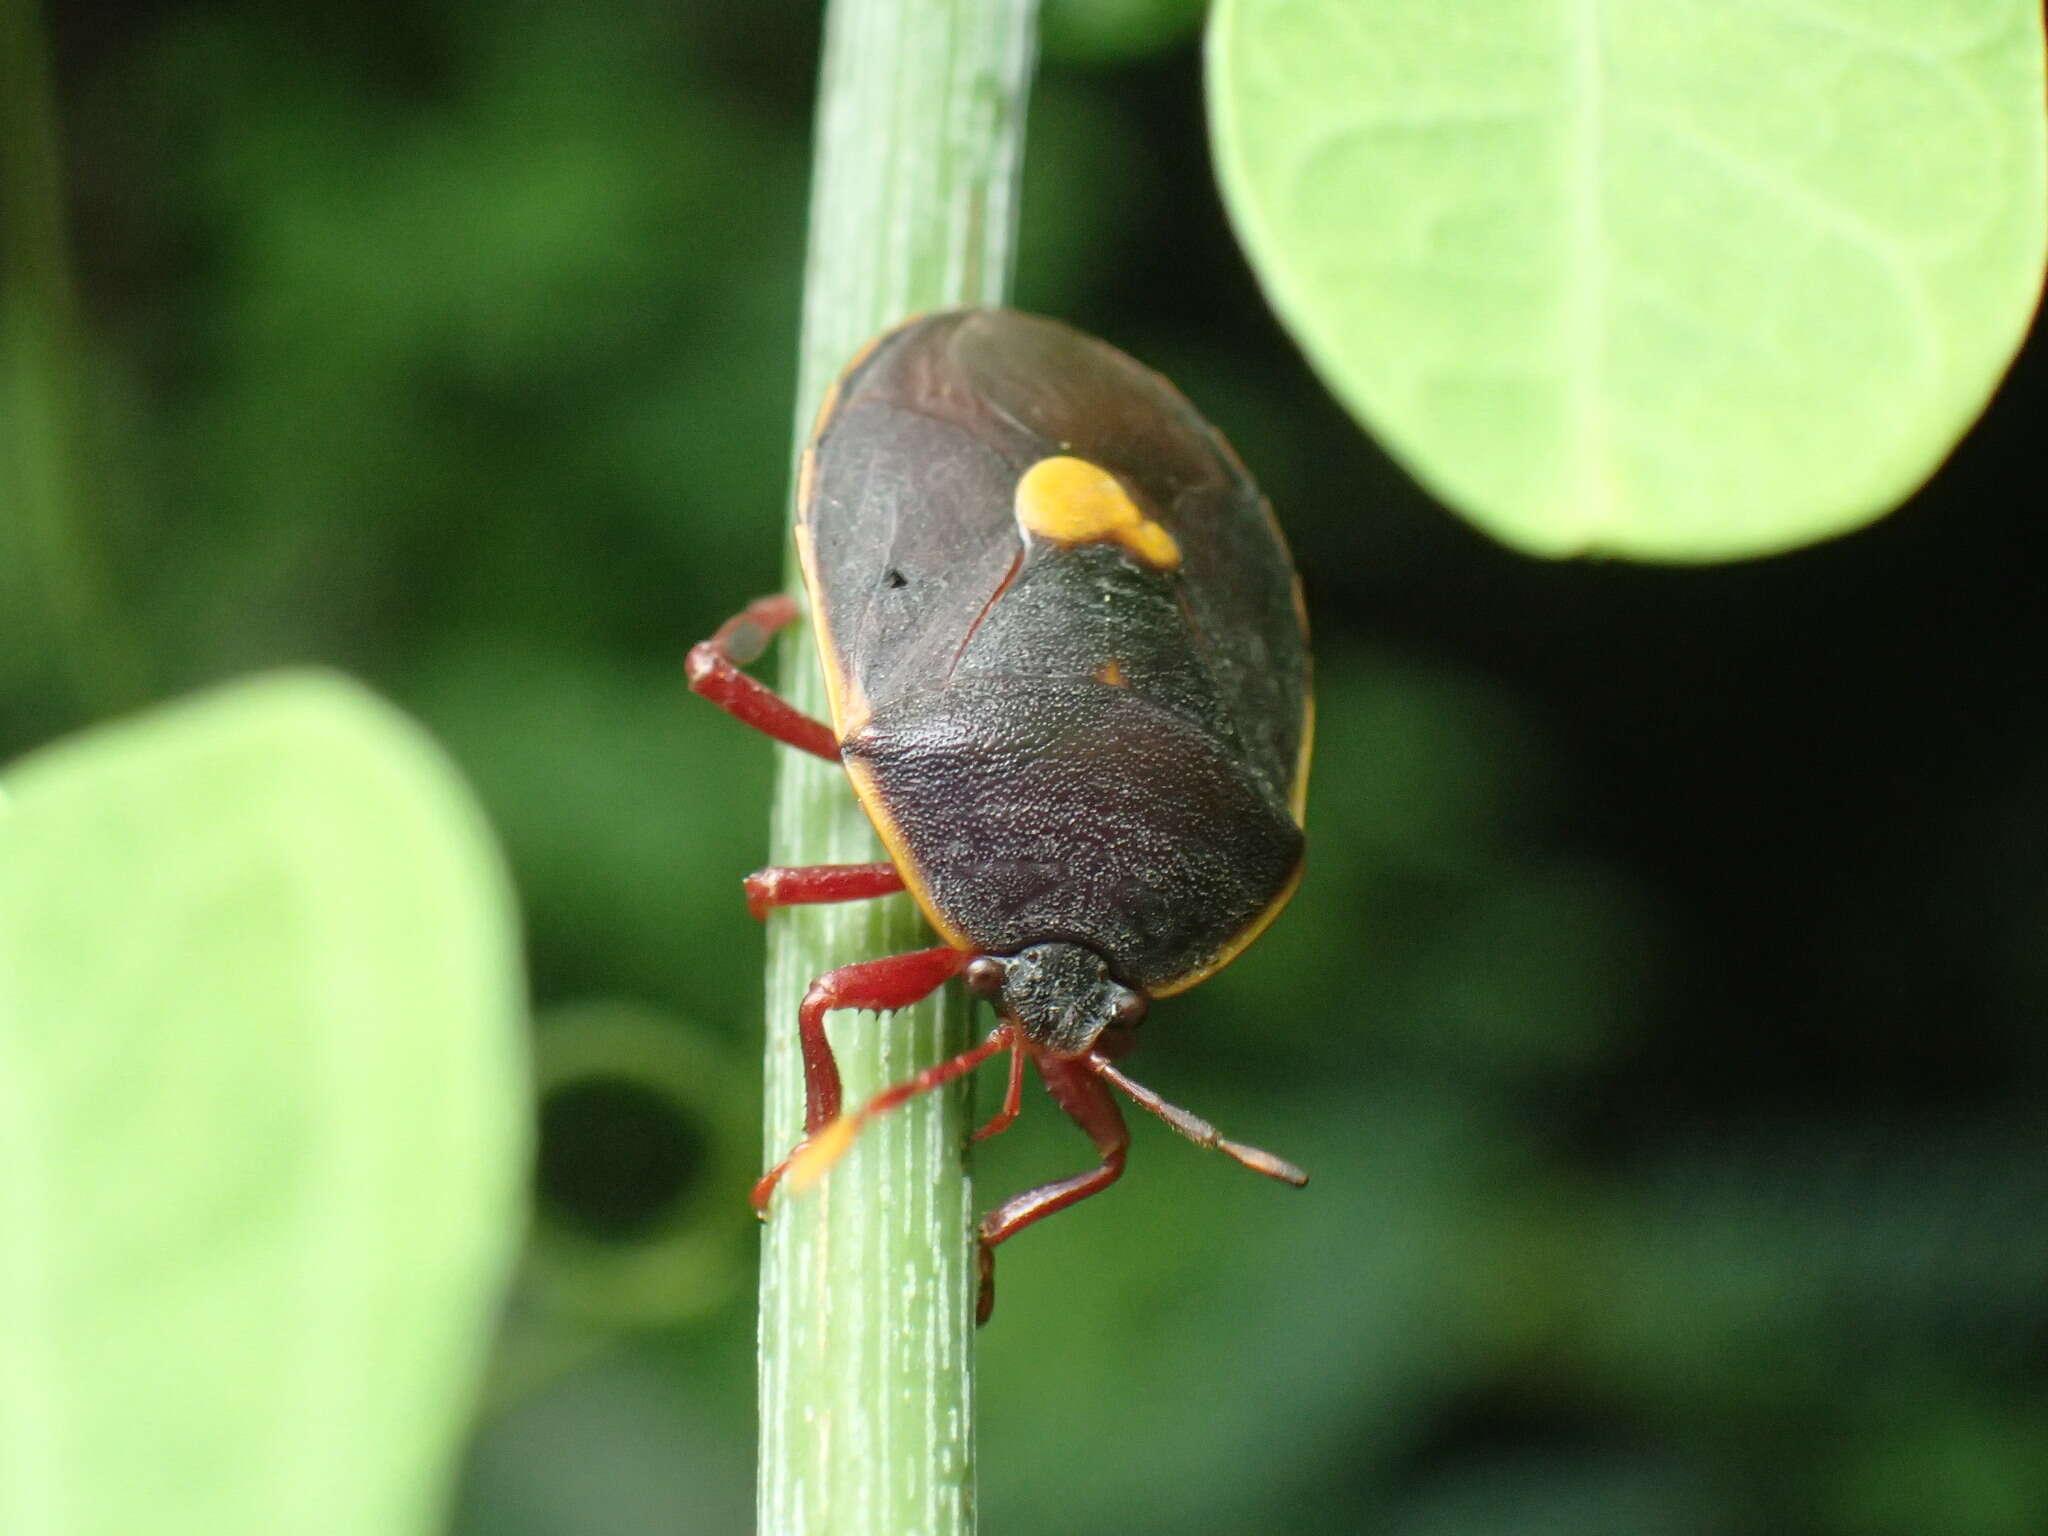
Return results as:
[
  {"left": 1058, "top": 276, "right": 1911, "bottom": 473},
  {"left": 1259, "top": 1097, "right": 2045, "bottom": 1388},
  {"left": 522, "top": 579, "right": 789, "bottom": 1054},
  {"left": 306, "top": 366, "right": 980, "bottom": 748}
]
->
[
  {"left": 1382, "top": 856, "right": 1660, "bottom": 1082},
  {"left": 1577, "top": 1119, "right": 2048, "bottom": 1423},
  {"left": 1307, "top": 648, "right": 1554, "bottom": 872},
  {"left": 0, "top": 672, "right": 527, "bottom": 1535},
  {"left": 1387, "top": 1452, "right": 1738, "bottom": 1536},
  {"left": 1830, "top": 1395, "right": 2048, "bottom": 1536},
  {"left": 484, "top": 1002, "right": 756, "bottom": 1417},
  {"left": 1210, "top": 645, "right": 1647, "bottom": 1084},
  {"left": 0, "top": 0, "right": 149, "bottom": 722},
  {"left": 133, "top": 6, "right": 802, "bottom": 677},
  {"left": 1014, "top": 78, "right": 1152, "bottom": 314},
  {"left": 523, "top": 1000, "right": 755, "bottom": 1328},
  {"left": 402, "top": 635, "right": 772, "bottom": 1019},
  {"left": 1041, "top": 0, "right": 1205, "bottom": 63},
  {"left": 1208, "top": 0, "right": 2048, "bottom": 560},
  {"left": 979, "top": 1083, "right": 1524, "bottom": 1534},
  {"left": 455, "top": 1352, "right": 752, "bottom": 1536}
]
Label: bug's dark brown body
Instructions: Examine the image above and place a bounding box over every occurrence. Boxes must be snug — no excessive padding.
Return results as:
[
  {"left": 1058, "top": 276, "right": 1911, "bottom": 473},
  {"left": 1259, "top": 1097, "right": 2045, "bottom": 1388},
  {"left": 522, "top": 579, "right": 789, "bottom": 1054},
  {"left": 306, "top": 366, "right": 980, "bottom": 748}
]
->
[
  {"left": 688, "top": 308, "right": 1311, "bottom": 1322},
  {"left": 799, "top": 308, "right": 1310, "bottom": 993}
]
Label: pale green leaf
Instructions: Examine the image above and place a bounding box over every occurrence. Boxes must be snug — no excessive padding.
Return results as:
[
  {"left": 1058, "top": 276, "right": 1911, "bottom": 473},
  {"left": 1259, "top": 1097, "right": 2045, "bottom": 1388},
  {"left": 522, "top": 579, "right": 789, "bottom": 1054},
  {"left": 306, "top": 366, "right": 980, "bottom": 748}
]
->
[
  {"left": 1209, "top": 0, "right": 2048, "bottom": 560},
  {"left": 0, "top": 672, "right": 528, "bottom": 1536}
]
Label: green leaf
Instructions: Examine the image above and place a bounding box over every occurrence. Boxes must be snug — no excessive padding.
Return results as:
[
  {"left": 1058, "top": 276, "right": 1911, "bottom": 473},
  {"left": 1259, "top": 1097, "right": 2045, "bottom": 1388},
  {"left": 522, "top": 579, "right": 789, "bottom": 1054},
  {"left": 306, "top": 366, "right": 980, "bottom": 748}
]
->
[
  {"left": 0, "top": 671, "right": 528, "bottom": 1536},
  {"left": 1209, "top": 0, "right": 2048, "bottom": 561}
]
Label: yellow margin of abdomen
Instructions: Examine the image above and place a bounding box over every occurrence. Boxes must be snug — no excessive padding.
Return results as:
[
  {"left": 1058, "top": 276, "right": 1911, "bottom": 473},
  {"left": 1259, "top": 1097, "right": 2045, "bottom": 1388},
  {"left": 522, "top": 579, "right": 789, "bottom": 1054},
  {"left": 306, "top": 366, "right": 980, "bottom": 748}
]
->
[{"left": 791, "top": 517, "right": 868, "bottom": 740}]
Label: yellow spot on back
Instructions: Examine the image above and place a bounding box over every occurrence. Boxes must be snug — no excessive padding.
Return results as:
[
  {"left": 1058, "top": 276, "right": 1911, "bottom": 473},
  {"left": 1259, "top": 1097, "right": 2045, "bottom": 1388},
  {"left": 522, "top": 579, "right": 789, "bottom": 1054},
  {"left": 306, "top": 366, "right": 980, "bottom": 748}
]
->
[
  {"left": 1095, "top": 659, "right": 1128, "bottom": 687},
  {"left": 1015, "top": 455, "right": 1180, "bottom": 571}
]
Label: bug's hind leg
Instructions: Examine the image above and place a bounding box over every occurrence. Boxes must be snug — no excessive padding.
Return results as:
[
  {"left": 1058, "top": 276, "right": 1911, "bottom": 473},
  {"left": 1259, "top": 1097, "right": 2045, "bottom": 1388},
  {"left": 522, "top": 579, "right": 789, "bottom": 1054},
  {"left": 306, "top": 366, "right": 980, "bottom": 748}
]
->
[
  {"left": 752, "top": 944, "right": 970, "bottom": 1208},
  {"left": 975, "top": 1055, "right": 1130, "bottom": 1325},
  {"left": 687, "top": 594, "right": 840, "bottom": 761},
  {"left": 742, "top": 861, "right": 904, "bottom": 921}
]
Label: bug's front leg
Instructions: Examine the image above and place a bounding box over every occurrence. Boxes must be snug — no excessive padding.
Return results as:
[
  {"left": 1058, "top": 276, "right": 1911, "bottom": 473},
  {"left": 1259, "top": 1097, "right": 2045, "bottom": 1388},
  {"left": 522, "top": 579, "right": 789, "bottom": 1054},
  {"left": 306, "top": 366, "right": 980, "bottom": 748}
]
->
[
  {"left": 751, "top": 944, "right": 969, "bottom": 1208},
  {"left": 686, "top": 594, "right": 840, "bottom": 761},
  {"left": 974, "top": 1054, "right": 1130, "bottom": 1325}
]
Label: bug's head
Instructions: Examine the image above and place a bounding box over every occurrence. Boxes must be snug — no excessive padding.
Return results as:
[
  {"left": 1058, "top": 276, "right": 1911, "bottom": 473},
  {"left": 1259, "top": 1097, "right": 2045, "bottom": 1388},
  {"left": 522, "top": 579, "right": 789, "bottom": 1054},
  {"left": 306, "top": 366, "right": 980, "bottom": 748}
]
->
[{"left": 965, "top": 942, "right": 1147, "bottom": 1058}]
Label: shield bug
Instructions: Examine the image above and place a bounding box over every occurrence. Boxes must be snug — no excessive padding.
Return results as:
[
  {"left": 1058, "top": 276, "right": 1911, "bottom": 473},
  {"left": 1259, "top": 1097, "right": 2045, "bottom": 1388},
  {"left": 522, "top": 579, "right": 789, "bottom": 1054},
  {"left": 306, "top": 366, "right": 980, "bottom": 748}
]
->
[{"left": 689, "top": 308, "right": 1310, "bottom": 1321}]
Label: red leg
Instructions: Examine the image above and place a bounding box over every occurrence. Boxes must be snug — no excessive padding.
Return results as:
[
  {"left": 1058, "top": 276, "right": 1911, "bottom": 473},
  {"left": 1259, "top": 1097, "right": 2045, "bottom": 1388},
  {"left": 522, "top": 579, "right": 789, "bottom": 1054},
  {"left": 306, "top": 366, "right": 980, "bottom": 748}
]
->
[
  {"left": 971, "top": 1037, "right": 1027, "bottom": 1143},
  {"left": 687, "top": 594, "right": 839, "bottom": 761},
  {"left": 754, "top": 1017, "right": 999, "bottom": 1212},
  {"left": 975, "top": 1055, "right": 1130, "bottom": 1325},
  {"left": 796, "top": 946, "right": 966, "bottom": 1132},
  {"left": 743, "top": 861, "right": 905, "bottom": 921},
  {"left": 750, "top": 945, "right": 970, "bottom": 1208},
  {"left": 754, "top": 1026, "right": 1007, "bottom": 1210},
  {"left": 839, "top": 1027, "right": 1009, "bottom": 1125}
]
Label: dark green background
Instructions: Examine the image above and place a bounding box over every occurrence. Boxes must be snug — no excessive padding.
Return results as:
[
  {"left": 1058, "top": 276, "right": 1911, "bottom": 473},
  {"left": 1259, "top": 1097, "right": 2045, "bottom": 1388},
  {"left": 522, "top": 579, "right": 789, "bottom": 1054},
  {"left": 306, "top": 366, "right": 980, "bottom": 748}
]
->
[{"left": 11, "top": 2, "right": 2047, "bottom": 1532}]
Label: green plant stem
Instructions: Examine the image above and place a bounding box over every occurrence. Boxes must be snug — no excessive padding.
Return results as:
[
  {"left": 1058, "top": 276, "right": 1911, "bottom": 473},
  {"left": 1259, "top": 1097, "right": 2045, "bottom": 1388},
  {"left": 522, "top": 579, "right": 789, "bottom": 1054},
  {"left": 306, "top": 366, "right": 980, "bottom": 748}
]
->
[
  {"left": 0, "top": 0, "right": 149, "bottom": 718},
  {"left": 759, "top": 1, "right": 1037, "bottom": 1532}
]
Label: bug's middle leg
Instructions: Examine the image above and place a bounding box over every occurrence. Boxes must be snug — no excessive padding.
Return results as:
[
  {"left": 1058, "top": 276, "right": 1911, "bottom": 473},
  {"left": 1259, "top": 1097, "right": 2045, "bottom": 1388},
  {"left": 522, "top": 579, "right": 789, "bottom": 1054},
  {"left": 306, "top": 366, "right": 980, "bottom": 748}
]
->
[
  {"left": 742, "top": 861, "right": 905, "bottom": 921},
  {"left": 975, "top": 1054, "right": 1130, "bottom": 1325}
]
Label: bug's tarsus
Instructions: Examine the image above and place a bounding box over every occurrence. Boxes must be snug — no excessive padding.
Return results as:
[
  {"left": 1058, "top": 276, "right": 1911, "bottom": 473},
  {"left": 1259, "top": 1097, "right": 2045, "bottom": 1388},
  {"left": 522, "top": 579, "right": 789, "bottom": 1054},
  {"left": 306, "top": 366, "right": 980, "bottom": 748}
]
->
[
  {"left": 688, "top": 594, "right": 841, "bottom": 761},
  {"left": 1091, "top": 1055, "right": 1309, "bottom": 1187}
]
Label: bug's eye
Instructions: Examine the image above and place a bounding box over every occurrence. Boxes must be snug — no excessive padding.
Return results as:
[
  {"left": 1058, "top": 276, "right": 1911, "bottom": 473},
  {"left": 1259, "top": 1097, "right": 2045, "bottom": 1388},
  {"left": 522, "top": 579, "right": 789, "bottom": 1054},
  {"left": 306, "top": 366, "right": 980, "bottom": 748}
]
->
[
  {"left": 964, "top": 957, "right": 1007, "bottom": 999},
  {"left": 1111, "top": 988, "right": 1148, "bottom": 1027}
]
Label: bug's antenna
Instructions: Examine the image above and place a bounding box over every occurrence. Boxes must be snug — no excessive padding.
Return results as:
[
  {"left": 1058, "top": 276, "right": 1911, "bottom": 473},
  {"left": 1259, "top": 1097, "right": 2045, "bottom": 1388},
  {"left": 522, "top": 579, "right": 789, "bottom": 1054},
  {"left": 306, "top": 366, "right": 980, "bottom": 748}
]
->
[{"left": 1089, "top": 1055, "right": 1308, "bottom": 1187}]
